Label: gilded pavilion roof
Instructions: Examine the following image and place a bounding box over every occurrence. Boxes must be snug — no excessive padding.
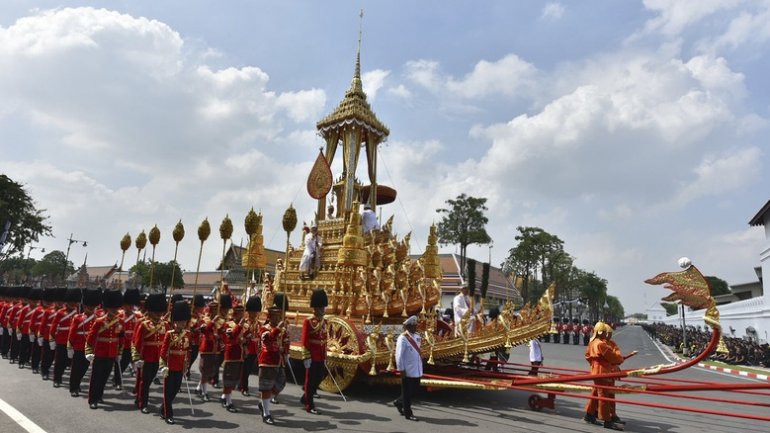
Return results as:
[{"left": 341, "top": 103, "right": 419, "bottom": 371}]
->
[{"left": 316, "top": 49, "right": 389, "bottom": 139}]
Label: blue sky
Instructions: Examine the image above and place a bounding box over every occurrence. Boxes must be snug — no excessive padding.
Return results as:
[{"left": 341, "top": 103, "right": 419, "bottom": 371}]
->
[{"left": 1, "top": 1, "right": 769, "bottom": 314}]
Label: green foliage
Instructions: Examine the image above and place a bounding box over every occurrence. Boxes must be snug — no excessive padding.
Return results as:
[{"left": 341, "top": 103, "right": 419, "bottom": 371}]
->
[
  {"left": 0, "top": 175, "right": 52, "bottom": 258},
  {"left": 31, "top": 250, "right": 74, "bottom": 283},
  {"left": 661, "top": 302, "right": 680, "bottom": 316},
  {"left": 435, "top": 194, "right": 492, "bottom": 272},
  {"left": 502, "top": 226, "right": 567, "bottom": 304},
  {"left": 704, "top": 276, "right": 730, "bottom": 296},
  {"left": 0, "top": 256, "right": 35, "bottom": 284},
  {"left": 130, "top": 260, "right": 184, "bottom": 291}
]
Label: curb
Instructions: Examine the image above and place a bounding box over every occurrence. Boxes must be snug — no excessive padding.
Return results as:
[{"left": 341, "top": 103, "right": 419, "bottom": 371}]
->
[{"left": 696, "top": 362, "right": 770, "bottom": 381}]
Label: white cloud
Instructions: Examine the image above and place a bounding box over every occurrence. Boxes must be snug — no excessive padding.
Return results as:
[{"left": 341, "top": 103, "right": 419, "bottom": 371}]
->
[
  {"left": 388, "top": 84, "right": 412, "bottom": 99},
  {"left": 541, "top": 3, "right": 565, "bottom": 21},
  {"left": 362, "top": 69, "right": 390, "bottom": 100},
  {"left": 698, "top": 2, "right": 770, "bottom": 52},
  {"left": 640, "top": 0, "right": 741, "bottom": 38},
  {"left": 671, "top": 147, "right": 762, "bottom": 204}
]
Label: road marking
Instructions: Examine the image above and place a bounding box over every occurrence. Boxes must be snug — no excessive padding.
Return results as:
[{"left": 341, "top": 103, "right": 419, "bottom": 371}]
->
[{"left": 0, "top": 398, "right": 47, "bottom": 433}]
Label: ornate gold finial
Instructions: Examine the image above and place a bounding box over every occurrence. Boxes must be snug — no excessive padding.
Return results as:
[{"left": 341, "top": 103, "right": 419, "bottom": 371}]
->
[
  {"left": 118, "top": 233, "right": 131, "bottom": 271},
  {"left": 242, "top": 211, "right": 266, "bottom": 270},
  {"left": 337, "top": 200, "right": 368, "bottom": 267},
  {"left": 422, "top": 224, "right": 441, "bottom": 279}
]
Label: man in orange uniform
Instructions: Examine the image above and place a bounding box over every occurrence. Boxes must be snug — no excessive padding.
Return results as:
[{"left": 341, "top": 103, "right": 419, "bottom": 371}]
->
[
  {"left": 583, "top": 321, "right": 636, "bottom": 430},
  {"left": 300, "top": 288, "right": 327, "bottom": 414},
  {"left": 85, "top": 290, "right": 124, "bottom": 409},
  {"left": 68, "top": 289, "right": 102, "bottom": 397},
  {"left": 132, "top": 293, "right": 167, "bottom": 413},
  {"left": 159, "top": 300, "right": 192, "bottom": 425}
]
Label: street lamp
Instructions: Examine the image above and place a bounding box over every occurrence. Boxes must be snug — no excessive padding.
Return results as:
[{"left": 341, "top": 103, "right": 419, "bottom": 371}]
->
[
  {"left": 488, "top": 241, "right": 493, "bottom": 264},
  {"left": 603, "top": 299, "right": 609, "bottom": 322},
  {"left": 62, "top": 233, "right": 87, "bottom": 285},
  {"left": 26, "top": 245, "right": 45, "bottom": 260}
]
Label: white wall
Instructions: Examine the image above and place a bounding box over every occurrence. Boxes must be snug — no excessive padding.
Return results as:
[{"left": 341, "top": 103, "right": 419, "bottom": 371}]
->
[{"left": 657, "top": 297, "right": 770, "bottom": 344}]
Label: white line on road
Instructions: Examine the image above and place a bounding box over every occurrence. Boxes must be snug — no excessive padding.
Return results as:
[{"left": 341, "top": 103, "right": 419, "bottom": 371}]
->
[{"left": 0, "top": 398, "right": 47, "bottom": 433}]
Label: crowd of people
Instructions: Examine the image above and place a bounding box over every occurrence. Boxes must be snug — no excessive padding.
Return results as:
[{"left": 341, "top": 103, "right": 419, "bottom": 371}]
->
[
  {"left": 642, "top": 322, "right": 770, "bottom": 368},
  {"left": 0, "top": 284, "right": 332, "bottom": 426}
]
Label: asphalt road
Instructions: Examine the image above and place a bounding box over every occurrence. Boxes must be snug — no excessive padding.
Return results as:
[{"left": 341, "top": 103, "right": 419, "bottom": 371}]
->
[{"left": 1, "top": 325, "right": 768, "bottom": 433}]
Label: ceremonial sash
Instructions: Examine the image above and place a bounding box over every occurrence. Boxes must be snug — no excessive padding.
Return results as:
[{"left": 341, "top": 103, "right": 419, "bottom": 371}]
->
[{"left": 404, "top": 333, "right": 420, "bottom": 352}]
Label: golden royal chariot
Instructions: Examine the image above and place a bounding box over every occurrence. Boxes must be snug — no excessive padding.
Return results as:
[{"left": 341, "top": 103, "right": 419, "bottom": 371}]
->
[{"left": 238, "top": 44, "right": 556, "bottom": 393}]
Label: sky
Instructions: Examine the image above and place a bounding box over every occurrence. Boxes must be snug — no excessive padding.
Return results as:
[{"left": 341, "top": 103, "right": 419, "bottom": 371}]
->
[{"left": 1, "top": 1, "right": 769, "bottom": 314}]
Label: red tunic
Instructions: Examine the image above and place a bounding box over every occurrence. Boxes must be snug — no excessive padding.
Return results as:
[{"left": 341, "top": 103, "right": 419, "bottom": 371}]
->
[
  {"left": 222, "top": 322, "right": 247, "bottom": 362},
  {"left": 15, "top": 304, "right": 32, "bottom": 334},
  {"left": 197, "top": 319, "right": 219, "bottom": 355},
  {"left": 258, "top": 324, "right": 290, "bottom": 367},
  {"left": 132, "top": 318, "right": 167, "bottom": 363},
  {"left": 86, "top": 315, "right": 124, "bottom": 358},
  {"left": 37, "top": 305, "right": 57, "bottom": 340},
  {"left": 160, "top": 329, "right": 191, "bottom": 372},
  {"left": 49, "top": 307, "right": 77, "bottom": 345},
  {"left": 120, "top": 309, "right": 142, "bottom": 351},
  {"left": 300, "top": 317, "right": 327, "bottom": 362},
  {"left": 29, "top": 305, "right": 46, "bottom": 337},
  {"left": 68, "top": 312, "right": 99, "bottom": 351}
]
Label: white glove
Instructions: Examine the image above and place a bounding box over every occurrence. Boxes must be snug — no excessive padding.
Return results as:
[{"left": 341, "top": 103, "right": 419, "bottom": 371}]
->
[
  {"left": 159, "top": 367, "right": 169, "bottom": 379},
  {"left": 29, "top": 333, "right": 35, "bottom": 342},
  {"left": 285, "top": 354, "right": 291, "bottom": 364},
  {"left": 37, "top": 337, "right": 44, "bottom": 346},
  {"left": 116, "top": 356, "right": 121, "bottom": 363},
  {"left": 16, "top": 332, "right": 22, "bottom": 341},
  {"left": 303, "top": 359, "right": 311, "bottom": 369},
  {"left": 49, "top": 341, "right": 57, "bottom": 350},
  {"left": 85, "top": 354, "right": 95, "bottom": 363},
  {"left": 0, "top": 328, "right": 4, "bottom": 335},
  {"left": 134, "top": 360, "right": 144, "bottom": 369},
  {"left": 67, "top": 348, "right": 74, "bottom": 359}
]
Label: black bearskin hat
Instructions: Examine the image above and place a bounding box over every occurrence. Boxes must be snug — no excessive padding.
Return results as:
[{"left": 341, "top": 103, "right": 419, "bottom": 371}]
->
[
  {"left": 123, "top": 289, "right": 141, "bottom": 306},
  {"left": 583, "top": 319, "right": 589, "bottom": 325},
  {"left": 145, "top": 293, "right": 167, "bottom": 313},
  {"left": 219, "top": 294, "right": 232, "bottom": 310},
  {"left": 102, "top": 290, "right": 123, "bottom": 309},
  {"left": 170, "top": 293, "right": 184, "bottom": 304},
  {"left": 82, "top": 289, "right": 102, "bottom": 307},
  {"left": 171, "top": 301, "right": 191, "bottom": 322},
  {"left": 245, "top": 296, "right": 262, "bottom": 312},
  {"left": 193, "top": 294, "right": 206, "bottom": 308},
  {"left": 272, "top": 292, "right": 289, "bottom": 311},
  {"left": 65, "top": 288, "right": 83, "bottom": 303},
  {"left": 309, "top": 288, "right": 328, "bottom": 308}
]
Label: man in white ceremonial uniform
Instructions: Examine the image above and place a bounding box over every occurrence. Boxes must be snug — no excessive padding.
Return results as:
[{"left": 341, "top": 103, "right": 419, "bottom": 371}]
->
[
  {"left": 393, "top": 315, "right": 422, "bottom": 421},
  {"left": 299, "top": 225, "right": 322, "bottom": 280},
  {"left": 452, "top": 286, "right": 475, "bottom": 336}
]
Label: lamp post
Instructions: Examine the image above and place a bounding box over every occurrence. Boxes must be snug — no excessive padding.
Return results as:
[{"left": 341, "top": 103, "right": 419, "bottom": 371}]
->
[
  {"left": 681, "top": 303, "right": 688, "bottom": 356},
  {"left": 488, "top": 241, "right": 493, "bottom": 264},
  {"left": 62, "top": 233, "right": 87, "bottom": 285}
]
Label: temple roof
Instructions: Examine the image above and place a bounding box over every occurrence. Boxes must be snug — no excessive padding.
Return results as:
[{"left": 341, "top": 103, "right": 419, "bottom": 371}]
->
[{"left": 316, "top": 47, "right": 389, "bottom": 139}]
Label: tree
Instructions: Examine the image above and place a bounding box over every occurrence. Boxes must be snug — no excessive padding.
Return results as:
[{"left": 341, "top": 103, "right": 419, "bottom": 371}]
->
[
  {"left": 130, "top": 261, "right": 184, "bottom": 292},
  {"left": 0, "top": 175, "right": 52, "bottom": 259},
  {"left": 704, "top": 276, "right": 730, "bottom": 296},
  {"left": 435, "top": 194, "right": 492, "bottom": 273},
  {"left": 573, "top": 270, "right": 609, "bottom": 323},
  {"left": 502, "top": 226, "right": 565, "bottom": 304},
  {"left": 661, "top": 302, "right": 679, "bottom": 316},
  {"left": 31, "top": 250, "right": 73, "bottom": 284},
  {"left": 0, "top": 256, "right": 35, "bottom": 284}
]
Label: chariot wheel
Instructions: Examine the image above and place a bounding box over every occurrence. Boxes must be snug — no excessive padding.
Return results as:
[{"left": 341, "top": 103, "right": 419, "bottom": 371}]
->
[
  {"left": 320, "top": 316, "right": 364, "bottom": 393},
  {"left": 528, "top": 394, "right": 543, "bottom": 411}
]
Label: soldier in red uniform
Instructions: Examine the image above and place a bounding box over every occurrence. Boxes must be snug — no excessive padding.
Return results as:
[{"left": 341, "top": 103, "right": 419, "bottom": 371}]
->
[
  {"left": 196, "top": 298, "right": 221, "bottom": 402},
  {"left": 112, "top": 289, "right": 142, "bottom": 390},
  {"left": 582, "top": 319, "right": 592, "bottom": 346},
  {"left": 49, "top": 288, "right": 81, "bottom": 388},
  {"left": 187, "top": 294, "right": 206, "bottom": 380},
  {"left": 159, "top": 300, "right": 192, "bottom": 425},
  {"left": 300, "top": 289, "right": 327, "bottom": 414},
  {"left": 68, "top": 289, "right": 102, "bottom": 397},
  {"left": 28, "top": 288, "right": 48, "bottom": 374},
  {"left": 0, "top": 287, "right": 8, "bottom": 359},
  {"left": 239, "top": 295, "right": 262, "bottom": 396},
  {"left": 15, "top": 287, "right": 37, "bottom": 369},
  {"left": 257, "top": 294, "right": 290, "bottom": 425},
  {"left": 37, "top": 288, "right": 62, "bottom": 380},
  {"left": 86, "top": 290, "right": 124, "bottom": 409},
  {"left": 132, "top": 293, "right": 168, "bottom": 413},
  {"left": 220, "top": 295, "right": 246, "bottom": 413},
  {"left": 562, "top": 317, "right": 572, "bottom": 344},
  {"left": 6, "top": 287, "right": 27, "bottom": 363}
]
